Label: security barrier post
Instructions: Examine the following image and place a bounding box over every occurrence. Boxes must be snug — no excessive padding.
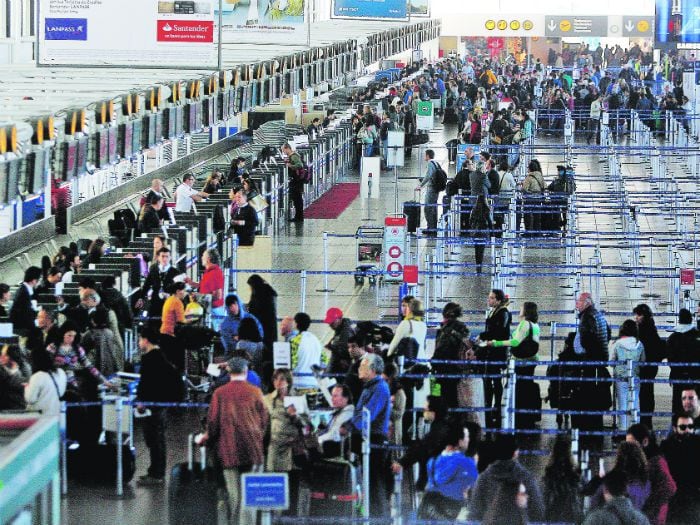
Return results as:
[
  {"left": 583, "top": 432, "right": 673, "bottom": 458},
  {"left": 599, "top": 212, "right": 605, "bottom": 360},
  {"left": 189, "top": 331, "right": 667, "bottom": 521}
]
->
[
  {"left": 60, "top": 401, "right": 68, "bottom": 496},
  {"left": 317, "top": 232, "right": 334, "bottom": 293},
  {"left": 362, "top": 407, "right": 371, "bottom": 522},
  {"left": 300, "top": 270, "right": 307, "bottom": 312},
  {"left": 115, "top": 397, "right": 124, "bottom": 497}
]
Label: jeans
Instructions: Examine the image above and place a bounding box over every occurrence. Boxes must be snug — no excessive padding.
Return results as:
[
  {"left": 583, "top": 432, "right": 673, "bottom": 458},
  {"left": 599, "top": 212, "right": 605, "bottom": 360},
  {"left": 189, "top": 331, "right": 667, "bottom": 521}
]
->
[
  {"left": 424, "top": 190, "right": 438, "bottom": 234},
  {"left": 143, "top": 407, "right": 167, "bottom": 478},
  {"left": 289, "top": 181, "right": 304, "bottom": 220},
  {"left": 210, "top": 305, "right": 226, "bottom": 332},
  {"left": 615, "top": 378, "right": 639, "bottom": 431},
  {"left": 223, "top": 465, "right": 255, "bottom": 525},
  {"left": 363, "top": 142, "right": 374, "bottom": 157}
]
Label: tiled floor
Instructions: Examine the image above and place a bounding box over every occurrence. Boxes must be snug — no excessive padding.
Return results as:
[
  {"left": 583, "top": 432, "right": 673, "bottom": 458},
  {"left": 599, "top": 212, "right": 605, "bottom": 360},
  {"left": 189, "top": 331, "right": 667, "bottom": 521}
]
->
[{"left": 2, "top": 120, "right": 689, "bottom": 523}]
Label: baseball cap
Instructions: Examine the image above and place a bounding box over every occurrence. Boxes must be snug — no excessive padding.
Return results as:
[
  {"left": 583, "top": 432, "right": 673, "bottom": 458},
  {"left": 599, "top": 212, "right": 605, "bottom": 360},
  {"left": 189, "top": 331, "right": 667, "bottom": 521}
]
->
[{"left": 323, "top": 307, "right": 343, "bottom": 324}]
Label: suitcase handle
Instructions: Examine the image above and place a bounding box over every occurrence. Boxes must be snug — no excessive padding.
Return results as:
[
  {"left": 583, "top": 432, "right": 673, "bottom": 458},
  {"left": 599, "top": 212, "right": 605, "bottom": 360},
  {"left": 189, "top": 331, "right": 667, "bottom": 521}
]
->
[{"left": 187, "top": 433, "right": 207, "bottom": 472}]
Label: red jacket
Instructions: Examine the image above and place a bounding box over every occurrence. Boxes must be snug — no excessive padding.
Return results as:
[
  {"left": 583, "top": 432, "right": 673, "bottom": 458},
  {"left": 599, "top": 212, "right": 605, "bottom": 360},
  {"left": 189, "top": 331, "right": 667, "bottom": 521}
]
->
[
  {"left": 644, "top": 454, "right": 676, "bottom": 525},
  {"left": 207, "top": 380, "right": 269, "bottom": 468}
]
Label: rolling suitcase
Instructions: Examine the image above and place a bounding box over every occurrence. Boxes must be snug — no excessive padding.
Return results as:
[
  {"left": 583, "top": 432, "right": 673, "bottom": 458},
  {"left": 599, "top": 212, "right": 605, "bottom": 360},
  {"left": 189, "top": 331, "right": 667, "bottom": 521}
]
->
[
  {"left": 308, "top": 457, "right": 358, "bottom": 517},
  {"left": 404, "top": 190, "right": 421, "bottom": 233},
  {"left": 169, "top": 435, "right": 219, "bottom": 525}
]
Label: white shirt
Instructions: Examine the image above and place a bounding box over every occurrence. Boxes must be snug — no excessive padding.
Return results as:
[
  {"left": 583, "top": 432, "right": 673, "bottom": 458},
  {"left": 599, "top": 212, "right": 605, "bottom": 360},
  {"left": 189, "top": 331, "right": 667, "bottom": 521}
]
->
[
  {"left": 387, "top": 319, "right": 428, "bottom": 360},
  {"left": 175, "top": 183, "right": 199, "bottom": 213},
  {"left": 25, "top": 369, "right": 67, "bottom": 416},
  {"left": 498, "top": 170, "right": 517, "bottom": 193},
  {"left": 293, "top": 331, "right": 323, "bottom": 390}
]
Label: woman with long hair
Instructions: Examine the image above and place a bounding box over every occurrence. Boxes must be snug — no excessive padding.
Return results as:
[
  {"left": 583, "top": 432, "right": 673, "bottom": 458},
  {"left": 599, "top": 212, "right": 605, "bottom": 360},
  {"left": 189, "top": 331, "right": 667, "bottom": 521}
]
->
[
  {"left": 482, "top": 480, "right": 529, "bottom": 525},
  {"left": 542, "top": 435, "right": 583, "bottom": 523},
  {"left": 633, "top": 304, "right": 664, "bottom": 429},
  {"left": 431, "top": 302, "right": 470, "bottom": 409},
  {"left": 591, "top": 441, "right": 651, "bottom": 512},
  {"left": 84, "top": 238, "right": 106, "bottom": 266},
  {"left": 610, "top": 320, "right": 645, "bottom": 431},
  {"left": 247, "top": 274, "right": 278, "bottom": 352},
  {"left": 202, "top": 170, "right": 222, "bottom": 194},
  {"left": 25, "top": 349, "right": 67, "bottom": 415}
]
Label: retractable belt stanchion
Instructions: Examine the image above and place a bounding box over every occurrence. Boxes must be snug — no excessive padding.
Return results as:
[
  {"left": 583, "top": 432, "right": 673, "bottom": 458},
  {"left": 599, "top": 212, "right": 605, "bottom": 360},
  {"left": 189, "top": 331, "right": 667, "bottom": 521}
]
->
[
  {"left": 60, "top": 401, "right": 68, "bottom": 496},
  {"left": 115, "top": 397, "right": 124, "bottom": 498},
  {"left": 300, "top": 270, "right": 307, "bottom": 312},
  {"left": 362, "top": 407, "right": 371, "bottom": 522},
  {"left": 317, "top": 231, "right": 334, "bottom": 293}
]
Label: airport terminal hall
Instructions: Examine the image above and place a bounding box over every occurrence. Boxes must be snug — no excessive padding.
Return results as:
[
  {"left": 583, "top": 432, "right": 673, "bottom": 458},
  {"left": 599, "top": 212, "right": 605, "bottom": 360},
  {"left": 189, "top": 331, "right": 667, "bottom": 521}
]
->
[{"left": 5, "top": 0, "right": 700, "bottom": 523}]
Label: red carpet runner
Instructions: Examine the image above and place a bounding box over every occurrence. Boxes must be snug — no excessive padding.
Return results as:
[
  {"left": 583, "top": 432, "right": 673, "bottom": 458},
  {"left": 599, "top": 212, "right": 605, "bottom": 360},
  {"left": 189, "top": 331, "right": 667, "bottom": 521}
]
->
[{"left": 303, "top": 183, "right": 360, "bottom": 219}]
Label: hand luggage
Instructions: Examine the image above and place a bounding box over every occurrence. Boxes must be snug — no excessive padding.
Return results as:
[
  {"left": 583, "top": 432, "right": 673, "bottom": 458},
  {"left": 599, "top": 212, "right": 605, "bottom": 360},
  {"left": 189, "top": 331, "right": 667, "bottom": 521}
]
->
[
  {"left": 445, "top": 139, "right": 459, "bottom": 162},
  {"left": 67, "top": 442, "right": 136, "bottom": 483},
  {"left": 404, "top": 190, "right": 421, "bottom": 233},
  {"left": 168, "top": 435, "right": 219, "bottom": 525},
  {"left": 308, "top": 457, "right": 359, "bottom": 517},
  {"left": 515, "top": 379, "right": 541, "bottom": 429}
]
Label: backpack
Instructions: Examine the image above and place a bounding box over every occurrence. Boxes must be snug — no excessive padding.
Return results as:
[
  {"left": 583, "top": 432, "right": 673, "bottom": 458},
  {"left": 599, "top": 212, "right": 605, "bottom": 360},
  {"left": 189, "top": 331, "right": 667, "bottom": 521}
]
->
[{"left": 431, "top": 161, "right": 447, "bottom": 192}]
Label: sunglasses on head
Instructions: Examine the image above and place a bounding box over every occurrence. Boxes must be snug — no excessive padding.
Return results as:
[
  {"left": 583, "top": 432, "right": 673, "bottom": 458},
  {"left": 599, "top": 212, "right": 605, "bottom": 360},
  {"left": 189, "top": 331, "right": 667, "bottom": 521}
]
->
[{"left": 678, "top": 424, "right": 695, "bottom": 431}]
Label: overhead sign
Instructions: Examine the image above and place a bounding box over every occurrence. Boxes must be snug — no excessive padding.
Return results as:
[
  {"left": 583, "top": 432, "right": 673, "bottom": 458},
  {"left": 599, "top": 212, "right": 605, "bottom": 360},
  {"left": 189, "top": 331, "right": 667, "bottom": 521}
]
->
[
  {"left": 544, "top": 16, "right": 608, "bottom": 37},
  {"left": 218, "top": 0, "right": 309, "bottom": 45},
  {"left": 409, "top": 0, "right": 430, "bottom": 18},
  {"left": 416, "top": 101, "right": 433, "bottom": 131},
  {"left": 38, "top": 0, "right": 218, "bottom": 67},
  {"left": 443, "top": 14, "right": 544, "bottom": 37},
  {"left": 242, "top": 473, "right": 289, "bottom": 511},
  {"left": 384, "top": 216, "right": 407, "bottom": 282},
  {"left": 332, "top": 0, "right": 407, "bottom": 20},
  {"left": 622, "top": 16, "right": 654, "bottom": 37}
]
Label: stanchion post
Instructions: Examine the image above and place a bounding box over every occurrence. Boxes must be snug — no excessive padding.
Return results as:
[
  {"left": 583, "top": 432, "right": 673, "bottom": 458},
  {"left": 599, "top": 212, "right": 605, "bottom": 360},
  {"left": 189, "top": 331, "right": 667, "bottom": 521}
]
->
[
  {"left": 362, "top": 407, "right": 371, "bottom": 522},
  {"left": 502, "top": 358, "right": 516, "bottom": 430},
  {"left": 115, "top": 397, "right": 124, "bottom": 497},
  {"left": 423, "top": 253, "right": 430, "bottom": 324},
  {"left": 317, "top": 232, "right": 335, "bottom": 293},
  {"left": 60, "top": 401, "right": 68, "bottom": 496},
  {"left": 393, "top": 470, "right": 403, "bottom": 525},
  {"left": 300, "top": 270, "right": 307, "bottom": 312},
  {"left": 627, "top": 359, "right": 638, "bottom": 426},
  {"left": 549, "top": 321, "right": 557, "bottom": 360}
]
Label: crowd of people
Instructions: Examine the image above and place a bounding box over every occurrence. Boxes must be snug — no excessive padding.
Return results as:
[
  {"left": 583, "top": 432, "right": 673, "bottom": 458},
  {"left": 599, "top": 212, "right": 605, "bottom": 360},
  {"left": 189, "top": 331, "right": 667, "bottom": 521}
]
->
[{"left": 2, "top": 48, "right": 700, "bottom": 525}]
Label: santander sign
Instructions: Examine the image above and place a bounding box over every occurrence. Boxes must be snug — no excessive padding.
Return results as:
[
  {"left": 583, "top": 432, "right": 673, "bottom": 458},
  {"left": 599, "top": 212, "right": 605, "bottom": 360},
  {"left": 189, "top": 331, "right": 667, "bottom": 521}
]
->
[{"left": 157, "top": 20, "right": 214, "bottom": 43}]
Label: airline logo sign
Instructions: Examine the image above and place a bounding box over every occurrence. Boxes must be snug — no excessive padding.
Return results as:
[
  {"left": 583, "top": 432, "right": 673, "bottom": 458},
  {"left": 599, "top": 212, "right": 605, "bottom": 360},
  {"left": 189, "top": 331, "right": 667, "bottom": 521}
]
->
[
  {"left": 157, "top": 20, "right": 214, "bottom": 43},
  {"left": 384, "top": 216, "right": 407, "bottom": 282},
  {"left": 45, "top": 18, "right": 88, "bottom": 40}
]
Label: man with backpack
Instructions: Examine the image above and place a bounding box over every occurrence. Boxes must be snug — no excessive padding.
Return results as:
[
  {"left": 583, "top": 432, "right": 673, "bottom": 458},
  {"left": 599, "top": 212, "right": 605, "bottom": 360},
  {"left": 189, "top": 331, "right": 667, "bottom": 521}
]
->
[
  {"left": 419, "top": 149, "right": 447, "bottom": 237},
  {"left": 282, "top": 143, "right": 306, "bottom": 223}
]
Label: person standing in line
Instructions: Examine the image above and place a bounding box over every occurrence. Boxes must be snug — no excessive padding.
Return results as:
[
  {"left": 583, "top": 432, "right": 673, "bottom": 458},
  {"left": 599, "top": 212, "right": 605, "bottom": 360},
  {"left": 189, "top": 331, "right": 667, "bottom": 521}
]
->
[
  {"left": 633, "top": 304, "right": 664, "bottom": 430},
  {"left": 230, "top": 189, "right": 258, "bottom": 247},
  {"left": 610, "top": 320, "right": 646, "bottom": 432},
  {"left": 581, "top": 470, "right": 651, "bottom": 525},
  {"left": 340, "top": 353, "right": 392, "bottom": 518},
  {"left": 521, "top": 159, "right": 546, "bottom": 234},
  {"left": 185, "top": 249, "right": 225, "bottom": 330},
  {"left": 479, "top": 289, "right": 512, "bottom": 428},
  {"left": 10, "top": 266, "right": 42, "bottom": 336},
  {"left": 469, "top": 194, "right": 494, "bottom": 274},
  {"left": 282, "top": 143, "right": 305, "bottom": 223},
  {"left": 419, "top": 149, "right": 440, "bottom": 237},
  {"left": 587, "top": 90, "right": 602, "bottom": 144},
  {"left": 202, "top": 357, "right": 268, "bottom": 525},
  {"left": 174, "top": 173, "right": 209, "bottom": 213},
  {"left": 666, "top": 309, "right": 700, "bottom": 414},
  {"left": 323, "top": 307, "right": 354, "bottom": 375}
]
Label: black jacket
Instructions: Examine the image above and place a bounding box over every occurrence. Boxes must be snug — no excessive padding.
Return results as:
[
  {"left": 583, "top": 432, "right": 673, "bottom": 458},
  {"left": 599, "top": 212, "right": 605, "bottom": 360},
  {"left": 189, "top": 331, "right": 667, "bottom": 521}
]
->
[
  {"left": 10, "top": 284, "right": 36, "bottom": 334},
  {"left": 138, "top": 205, "right": 161, "bottom": 233},
  {"left": 232, "top": 204, "right": 258, "bottom": 246},
  {"left": 479, "top": 304, "right": 512, "bottom": 363},
  {"left": 137, "top": 347, "right": 174, "bottom": 402},
  {"left": 141, "top": 265, "right": 181, "bottom": 318},
  {"left": 145, "top": 190, "right": 170, "bottom": 222},
  {"left": 398, "top": 418, "right": 451, "bottom": 490},
  {"left": 100, "top": 287, "right": 134, "bottom": 331},
  {"left": 0, "top": 366, "right": 26, "bottom": 410},
  {"left": 327, "top": 318, "right": 355, "bottom": 374},
  {"left": 27, "top": 325, "right": 62, "bottom": 354},
  {"left": 667, "top": 326, "right": 700, "bottom": 381},
  {"left": 578, "top": 306, "right": 611, "bottom": 360}
]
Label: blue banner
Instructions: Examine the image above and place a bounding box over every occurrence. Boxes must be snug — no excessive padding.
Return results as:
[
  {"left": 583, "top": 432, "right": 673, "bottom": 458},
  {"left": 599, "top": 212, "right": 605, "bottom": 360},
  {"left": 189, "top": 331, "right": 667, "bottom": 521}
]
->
[
  {"left": 656, "top": 0, "right": 700, "bottom": 44},
  {"left": 333, "top": 0, "right": 407, "bottom": 20},
  {"left": 44, "top": 18, "right": 88, "bottom": 41}
]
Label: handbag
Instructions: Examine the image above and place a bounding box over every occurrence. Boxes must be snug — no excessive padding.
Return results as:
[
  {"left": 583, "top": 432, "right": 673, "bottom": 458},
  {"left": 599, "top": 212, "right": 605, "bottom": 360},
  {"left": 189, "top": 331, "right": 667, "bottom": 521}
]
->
[
  {"left": 394, "top": 320, "right": 419, "bottom": 361},
  {"left": 249, "top": 194, "right": 269, "bottom": 213},
  {"left": 511, "top": 322, "right": 539, "bottom": 359}
]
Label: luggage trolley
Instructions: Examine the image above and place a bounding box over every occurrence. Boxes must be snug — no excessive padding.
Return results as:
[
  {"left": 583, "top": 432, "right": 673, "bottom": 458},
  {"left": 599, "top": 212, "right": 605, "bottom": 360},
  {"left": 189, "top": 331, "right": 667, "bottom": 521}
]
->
[{"left": 354, "top": 225, "right": 384, "bottom": 286}]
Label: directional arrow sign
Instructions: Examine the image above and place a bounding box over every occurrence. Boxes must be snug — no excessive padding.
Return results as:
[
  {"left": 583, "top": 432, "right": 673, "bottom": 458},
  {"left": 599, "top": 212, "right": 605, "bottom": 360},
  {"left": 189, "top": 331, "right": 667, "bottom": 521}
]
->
[
  {"left": 545, "top": 15, "right": 608, "bottom": 37},
  {"left": 622, "top": 16, "right": 653, "bottom": 37}
]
